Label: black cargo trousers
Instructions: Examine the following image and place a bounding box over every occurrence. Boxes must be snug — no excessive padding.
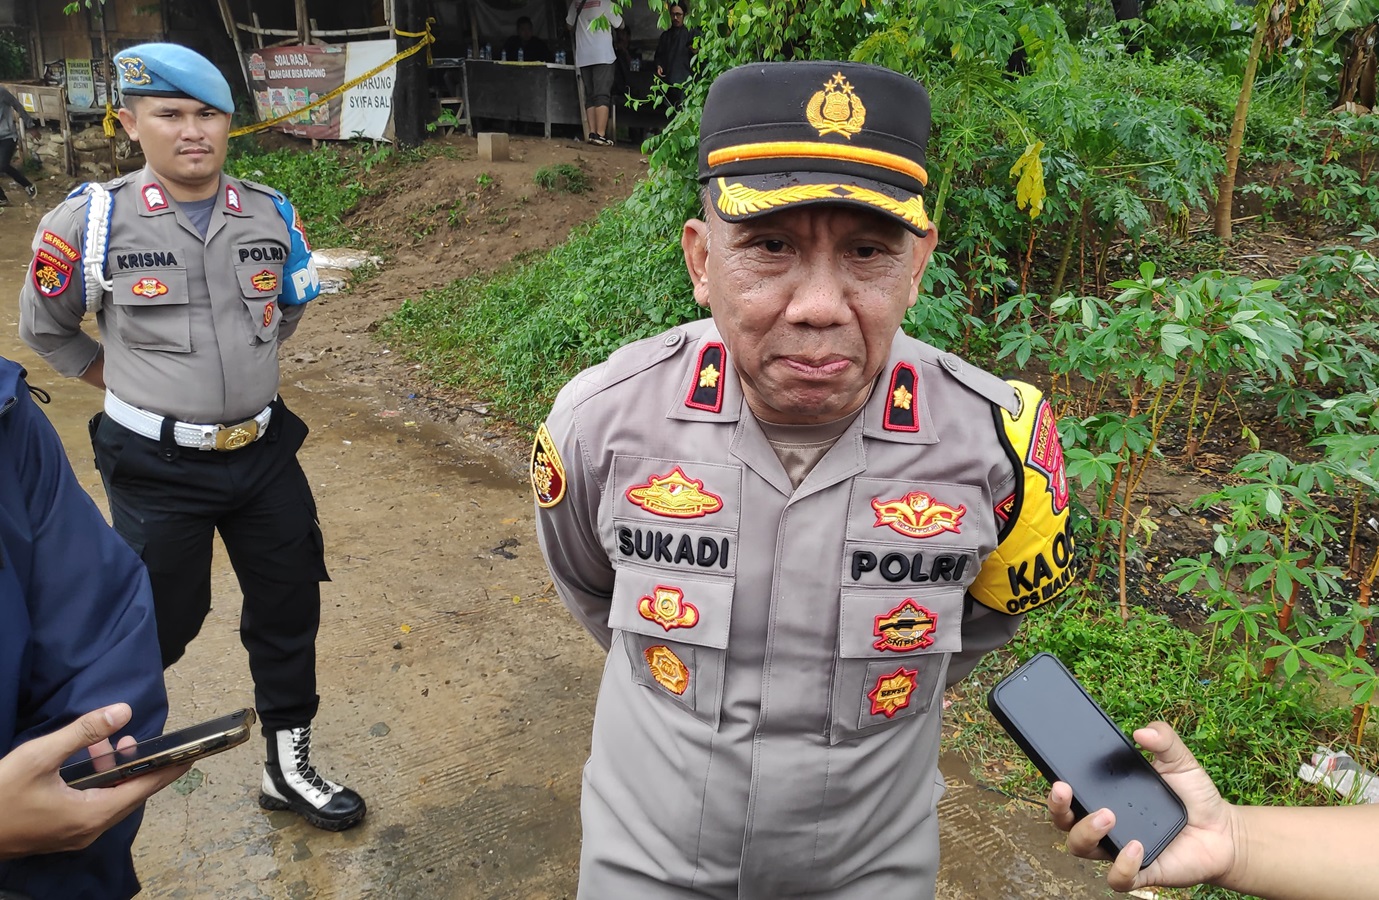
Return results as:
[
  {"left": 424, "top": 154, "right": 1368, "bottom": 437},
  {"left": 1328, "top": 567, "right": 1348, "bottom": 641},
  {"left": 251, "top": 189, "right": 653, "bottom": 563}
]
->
[{"left": 90, "top": 397, "right": 328, "bottom": 730}]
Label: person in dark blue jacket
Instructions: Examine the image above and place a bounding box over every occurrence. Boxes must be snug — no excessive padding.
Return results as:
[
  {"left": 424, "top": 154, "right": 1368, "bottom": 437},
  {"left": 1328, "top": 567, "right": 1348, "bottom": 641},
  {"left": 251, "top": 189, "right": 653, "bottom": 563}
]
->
[{"left": 0, "top": 356, "right": 181, "bottom": 899}]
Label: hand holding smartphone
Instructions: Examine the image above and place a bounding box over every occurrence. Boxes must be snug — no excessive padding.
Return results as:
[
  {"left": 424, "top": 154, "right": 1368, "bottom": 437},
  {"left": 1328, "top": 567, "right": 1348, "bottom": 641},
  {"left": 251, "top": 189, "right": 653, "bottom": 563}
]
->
[
  {"left": 987, "top": 653, "right": 1187, "bottom": 868},
  {"left": 60, "top": 708, "right": 256, "bottom": 789}
]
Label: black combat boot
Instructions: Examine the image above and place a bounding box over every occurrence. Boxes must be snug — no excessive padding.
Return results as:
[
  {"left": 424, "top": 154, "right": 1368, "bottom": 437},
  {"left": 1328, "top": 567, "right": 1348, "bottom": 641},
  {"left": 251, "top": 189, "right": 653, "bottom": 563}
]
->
[{"left": 259, "top": 725, "right": 366, "bottom": 831}]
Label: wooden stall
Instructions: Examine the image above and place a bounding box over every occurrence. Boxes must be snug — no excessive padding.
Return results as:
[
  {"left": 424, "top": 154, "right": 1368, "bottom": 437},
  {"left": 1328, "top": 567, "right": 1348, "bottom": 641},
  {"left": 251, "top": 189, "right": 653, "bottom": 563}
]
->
[{"left": 459, "top": 58, "right": 581, "bottom": 138}]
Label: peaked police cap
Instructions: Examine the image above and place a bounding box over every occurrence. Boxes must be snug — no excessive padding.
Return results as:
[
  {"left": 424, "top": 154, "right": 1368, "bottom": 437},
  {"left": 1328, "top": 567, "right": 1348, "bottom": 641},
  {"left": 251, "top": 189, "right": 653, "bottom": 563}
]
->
[
  {"left": 115, "top": 42, "right": 234, "bottom": 114},
  {"left": 699, "top": 61, "right": 931, "bottom": 235}
]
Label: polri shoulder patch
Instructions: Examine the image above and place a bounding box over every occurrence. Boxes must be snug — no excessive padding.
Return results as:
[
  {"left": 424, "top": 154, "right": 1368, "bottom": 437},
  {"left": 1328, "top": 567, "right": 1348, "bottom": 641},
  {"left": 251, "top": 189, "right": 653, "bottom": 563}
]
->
[
  {"left": 686, "top": 341, "right": 725, "bottom": 412},
  {"left": 968, "top": 381, "right": 1075, "bottom": 615},
  {"left": 530, "top": 423, "right": 567, "bottom": 508},
  {"left": 884, "top": 361, "right": 920, "bottom": 432},
  {"left": 32, "top": 249, "right": 73, "bottom": 297}
]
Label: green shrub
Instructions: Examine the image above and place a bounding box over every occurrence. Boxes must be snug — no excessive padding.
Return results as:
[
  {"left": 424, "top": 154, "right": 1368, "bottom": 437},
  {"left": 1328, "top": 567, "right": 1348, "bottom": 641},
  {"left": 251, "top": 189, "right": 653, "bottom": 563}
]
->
[{"left": 534, "top": 163, "right": 591, "bottom": 194}]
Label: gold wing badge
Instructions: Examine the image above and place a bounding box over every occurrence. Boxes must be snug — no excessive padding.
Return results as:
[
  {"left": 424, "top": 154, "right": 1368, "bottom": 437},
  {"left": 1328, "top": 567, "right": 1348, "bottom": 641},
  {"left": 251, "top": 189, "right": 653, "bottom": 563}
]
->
[{"left": 806, "top": 72, "right": 867, "bottom": 139}]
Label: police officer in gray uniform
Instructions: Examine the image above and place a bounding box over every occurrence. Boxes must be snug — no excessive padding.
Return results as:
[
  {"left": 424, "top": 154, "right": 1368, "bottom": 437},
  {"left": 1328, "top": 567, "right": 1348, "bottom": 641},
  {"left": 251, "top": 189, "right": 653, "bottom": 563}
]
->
[
  {"left": 18, "top": 43, "right": 364, "bottom": 831},
  {"left": 533, "top": 61, "right": 1076, "bottom": 897}
]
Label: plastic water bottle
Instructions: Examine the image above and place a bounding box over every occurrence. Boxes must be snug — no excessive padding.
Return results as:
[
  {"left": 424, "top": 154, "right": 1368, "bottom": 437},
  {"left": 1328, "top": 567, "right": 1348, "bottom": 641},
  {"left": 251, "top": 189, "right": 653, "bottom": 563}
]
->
[
  {"left": 500, "top": 49, "right": 507, "bottom": 61},
  {"left": 483, "top": 44, "right": 492, "bottom": 60},
  {"left": 517, "top": 48, "right": 524, "bottom": 61}
]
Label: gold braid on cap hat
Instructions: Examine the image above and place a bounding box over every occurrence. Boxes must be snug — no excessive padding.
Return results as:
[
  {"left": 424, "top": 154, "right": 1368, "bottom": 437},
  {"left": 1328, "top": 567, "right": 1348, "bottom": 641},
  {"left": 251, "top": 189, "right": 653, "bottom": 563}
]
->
[{"left": 715, "top": 178, "right": 930, "bottom": 233}]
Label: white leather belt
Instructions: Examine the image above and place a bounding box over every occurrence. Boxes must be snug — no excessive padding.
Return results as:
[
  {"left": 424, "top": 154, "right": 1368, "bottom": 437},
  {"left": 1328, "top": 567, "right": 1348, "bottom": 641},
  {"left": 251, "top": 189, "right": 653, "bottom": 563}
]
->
[{"left": 104, "top": 392, "right": 273, "bottom": 452}]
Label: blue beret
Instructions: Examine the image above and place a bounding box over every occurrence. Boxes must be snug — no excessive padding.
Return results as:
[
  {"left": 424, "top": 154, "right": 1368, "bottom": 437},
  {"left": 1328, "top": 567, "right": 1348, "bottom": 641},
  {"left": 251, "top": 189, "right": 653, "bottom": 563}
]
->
[{"left": 115, "top": 43, "right": 234, "bottom": 114}]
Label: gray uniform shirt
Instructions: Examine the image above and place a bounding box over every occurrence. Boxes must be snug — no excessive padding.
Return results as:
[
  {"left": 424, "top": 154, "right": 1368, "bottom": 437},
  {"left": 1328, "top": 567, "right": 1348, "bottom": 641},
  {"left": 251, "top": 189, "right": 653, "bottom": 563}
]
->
[
  {"left": 19, "top": 167, "right": 307, "bottom": 423},
  {"left": 535, "top": 318, "right": 1037, "bottom": 898}
]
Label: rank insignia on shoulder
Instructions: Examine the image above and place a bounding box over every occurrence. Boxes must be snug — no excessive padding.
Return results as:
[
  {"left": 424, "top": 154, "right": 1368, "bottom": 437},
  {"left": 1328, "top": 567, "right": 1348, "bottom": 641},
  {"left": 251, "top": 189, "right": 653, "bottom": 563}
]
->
[
  {"left": 530, "top": 423, "right": 566, "bottom": 508},
  {"left": 225, "top": 185, "right": 242, "bottom": 212},
  {"left": 867, "top": 666, "right": 918, "bottom": 718},
  {"left": 644, "top": 644, "right": 689, "bottom": 695},
  {"left": 32, "top": 249, "right": 73, "bottom": 298},
  {"left": 686, "top": 342, "right": 725, "bottom": 412},
  {"left": 638, "top": 585, "right": 699, "bottom": 631},
  {"left": 872, "top": 489, "right": 965, "bottom": 538},
  {"left": 873, "top": 599, "right": 937, "bottom": 652},
  {"left": 626, "top": 467, "right": 724, "bottom": 518},
  {"left": 142, "top": 183, "right": 168, "bottom": 211},
  {"left": 884, "top": 362, "right": 919, "bottom": 432}
]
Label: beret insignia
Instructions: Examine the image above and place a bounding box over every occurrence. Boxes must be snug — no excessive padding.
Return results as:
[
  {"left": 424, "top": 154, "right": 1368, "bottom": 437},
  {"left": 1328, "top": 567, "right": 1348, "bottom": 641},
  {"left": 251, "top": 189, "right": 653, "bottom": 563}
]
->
[{"left": 116, "top": 56, "right": 152, "bottom": 86}]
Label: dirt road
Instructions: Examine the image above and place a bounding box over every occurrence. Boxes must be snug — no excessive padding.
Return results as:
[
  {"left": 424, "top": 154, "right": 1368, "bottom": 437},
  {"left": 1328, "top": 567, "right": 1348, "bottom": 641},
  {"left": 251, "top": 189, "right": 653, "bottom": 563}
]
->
[{"left": 0, "top": 166, "right": 1115, "bottom": 899}]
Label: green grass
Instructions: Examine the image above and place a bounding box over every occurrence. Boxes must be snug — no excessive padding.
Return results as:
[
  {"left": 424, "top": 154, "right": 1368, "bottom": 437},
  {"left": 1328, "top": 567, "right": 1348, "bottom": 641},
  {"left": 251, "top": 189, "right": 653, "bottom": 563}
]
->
[
  {"left": 534, "top": 163, "right": 591, "bottom": 194},
  {"left": 381, "top": 172, "right": 703, "bottom": 427},
  {"left": 950, "top": 588, "right": 1361, "bottom": 811},
  {"left": 225, "top": 138, "right": 391, "bottom": 248}
]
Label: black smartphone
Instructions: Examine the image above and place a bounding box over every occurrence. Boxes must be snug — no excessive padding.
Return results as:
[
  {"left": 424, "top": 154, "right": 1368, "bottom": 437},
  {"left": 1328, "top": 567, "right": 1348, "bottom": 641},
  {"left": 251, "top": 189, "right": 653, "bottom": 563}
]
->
[
  {"left": 986, "top": 653, "right": 1187, "bottom": 868},
  {"left": 60, "top": 708, "right": 257, "bottom": 790}
]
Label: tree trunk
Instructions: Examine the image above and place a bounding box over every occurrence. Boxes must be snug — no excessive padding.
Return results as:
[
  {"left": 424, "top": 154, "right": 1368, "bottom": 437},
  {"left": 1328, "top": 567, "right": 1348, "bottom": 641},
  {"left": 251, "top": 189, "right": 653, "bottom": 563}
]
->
[
  {"left": 1214, "top": 22, "right": 1267, "bottom": 241},
  {"left": 393, "top": 0, "right": 427, "bottom": 150}
]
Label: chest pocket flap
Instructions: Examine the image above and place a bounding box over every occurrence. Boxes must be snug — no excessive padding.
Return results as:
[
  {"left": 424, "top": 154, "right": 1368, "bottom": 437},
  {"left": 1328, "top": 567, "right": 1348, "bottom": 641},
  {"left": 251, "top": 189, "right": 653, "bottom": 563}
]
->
[{"left": 110, "top": 267, "right": 191, "bottom": 352}]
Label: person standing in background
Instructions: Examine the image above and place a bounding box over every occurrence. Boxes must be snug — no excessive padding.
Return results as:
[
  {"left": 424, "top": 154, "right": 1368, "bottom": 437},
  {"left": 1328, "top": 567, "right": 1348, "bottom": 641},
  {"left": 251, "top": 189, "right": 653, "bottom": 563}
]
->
[
  {"left": 0, "top": 84, "right": 38, "bottom": 205},
  {"left": 566, "top": 0, "right": 623, "bottom": 145},
  {"left": 654, "top": 3, "right": 694, "bottom": 108},
  {"left": 17, "top": 43, "right": 366, "bottom": 833}
]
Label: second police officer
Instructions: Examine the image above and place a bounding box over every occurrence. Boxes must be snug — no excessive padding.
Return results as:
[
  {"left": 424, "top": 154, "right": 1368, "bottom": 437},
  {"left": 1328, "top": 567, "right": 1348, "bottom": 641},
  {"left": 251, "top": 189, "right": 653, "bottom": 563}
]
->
[{"left": 18, "top": 43, "right": 365, "bottom": 831}]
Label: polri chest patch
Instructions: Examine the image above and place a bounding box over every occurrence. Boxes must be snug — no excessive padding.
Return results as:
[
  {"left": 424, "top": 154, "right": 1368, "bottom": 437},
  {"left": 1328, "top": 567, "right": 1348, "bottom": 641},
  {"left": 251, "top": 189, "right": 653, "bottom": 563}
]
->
[
  {"left": 644, "top": 644, "right": 690, "bottom": 695},
  {"left": 867, "top": 666, "right": 918, "bottom": 718},
  {"left": 531, "top": 423, "right": 566, "bottom": 508},
  {"left": 626, "top": 467, "right": 723, "bottom": 519},
  {"left": 873, "top": 599, "right": 938, "bottom": 652},
  {"left": 637, "top": 585, "right": 699, "bottom": 631},
  {"left": 872, "top": 489, "right": 966, "bottom": 538}
]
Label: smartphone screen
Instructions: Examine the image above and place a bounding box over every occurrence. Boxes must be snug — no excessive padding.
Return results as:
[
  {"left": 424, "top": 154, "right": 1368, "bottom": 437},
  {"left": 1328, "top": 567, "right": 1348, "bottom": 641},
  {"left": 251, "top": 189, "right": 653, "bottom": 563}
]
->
[
  {"left": 987, "top": 653, "right": 1187, "bottom": 867},
  {"left": 60, "top": 708, "right": 255, "bottom": 788}
]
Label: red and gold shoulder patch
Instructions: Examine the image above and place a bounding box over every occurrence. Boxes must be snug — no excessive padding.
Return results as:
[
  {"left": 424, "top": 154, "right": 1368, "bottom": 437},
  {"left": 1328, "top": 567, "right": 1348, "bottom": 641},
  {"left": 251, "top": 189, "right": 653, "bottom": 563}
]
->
[
  {"left": 884, "top": 362, "right": 920, "bottom": 432},
  {"left": 994, "top": 491, "right": 1017, "bottom": 524},
  {"left": 142, "top": 183, "right": 168, "bottom": 211},
  {"left": 644, "top": 644, "right": 689, "bottom": 695},
  {"left": 872, "top": 489, "right": 965, "bottom": 538},
  {"left": 638, "top": 585, "right": 699, "bottom": 631},
  {"left": 531, "top": 423, "right": 566, "bottom": 508},
  {"left": 251, "top": 269, "right": 279, "bottom": 293},
  {"left": 41, "top": 231, "right": 79, "bottom": 262},
  {"left": 626, "top": 466, "right": 723, "bottom": 518},
  {"left": 868, "top": 666, "right": 918, "bottom": 718},
  {"left": 873, "top": 599, "right": 937, "bottom": 652},
  {"left": 32, "top": 249, "right": 73, "bottom": 297},
  {"left": 262, "top": 302, "right": 276, "bottom": 327},
  {"left": 130, "top": 277, "right": 168, "bottom": 299},
  {"left": 1027, "top": 399, "right": 1069, "bottom": 515},
  {"left": 685, "top": 341, "right": 725, "bottom": 412}
]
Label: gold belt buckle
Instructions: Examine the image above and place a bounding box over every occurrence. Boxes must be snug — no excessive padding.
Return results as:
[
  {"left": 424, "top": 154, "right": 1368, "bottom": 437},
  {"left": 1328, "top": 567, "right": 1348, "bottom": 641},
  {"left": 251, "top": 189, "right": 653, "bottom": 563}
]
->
[{"left": 214, "top": 418, "right": 259, "bottom": 451}]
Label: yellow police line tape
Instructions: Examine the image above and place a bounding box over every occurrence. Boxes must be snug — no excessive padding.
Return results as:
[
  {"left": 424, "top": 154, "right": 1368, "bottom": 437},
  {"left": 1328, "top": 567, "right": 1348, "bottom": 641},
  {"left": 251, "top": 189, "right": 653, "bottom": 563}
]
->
[{"left": 228, "top": 19, "right": 436, "bottom": 139}]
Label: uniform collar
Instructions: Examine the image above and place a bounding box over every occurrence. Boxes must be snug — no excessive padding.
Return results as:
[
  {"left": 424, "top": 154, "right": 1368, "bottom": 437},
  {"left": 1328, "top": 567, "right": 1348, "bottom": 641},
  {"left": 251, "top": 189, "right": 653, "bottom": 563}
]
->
[
  {"left": 133, "top": 168, "right": 247, "bottom": 218},
  {"left": 667, "top": 321, "right": 937, "bottom": 446}
]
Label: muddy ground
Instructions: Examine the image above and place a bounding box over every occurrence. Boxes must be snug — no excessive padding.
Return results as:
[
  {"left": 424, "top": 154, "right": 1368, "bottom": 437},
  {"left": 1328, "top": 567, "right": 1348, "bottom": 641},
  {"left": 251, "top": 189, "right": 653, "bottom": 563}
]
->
[{"left": 2, "top": 134, "right": 1134, "bottom": 899}]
